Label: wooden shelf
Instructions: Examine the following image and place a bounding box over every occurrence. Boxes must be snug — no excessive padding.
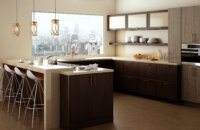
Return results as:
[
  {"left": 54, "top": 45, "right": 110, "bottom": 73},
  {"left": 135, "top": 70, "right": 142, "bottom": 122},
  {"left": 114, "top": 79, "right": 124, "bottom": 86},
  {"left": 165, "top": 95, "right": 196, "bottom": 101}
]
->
[{"left": 109, "top": 42, "right": 168, "bottom": 46}]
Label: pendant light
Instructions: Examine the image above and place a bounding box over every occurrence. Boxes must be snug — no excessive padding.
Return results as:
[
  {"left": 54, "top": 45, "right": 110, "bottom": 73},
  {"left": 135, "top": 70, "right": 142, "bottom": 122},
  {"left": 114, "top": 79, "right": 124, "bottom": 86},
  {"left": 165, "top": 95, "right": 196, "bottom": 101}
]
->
[
  {"left": 31, "top": 0, "right": 37, "bottom": 36},
  {"left": 51, "top": 0, "right": 59, "bottom": 36},
  {"left": 14, "top": 0, "right": 20, "bottom": 37}
]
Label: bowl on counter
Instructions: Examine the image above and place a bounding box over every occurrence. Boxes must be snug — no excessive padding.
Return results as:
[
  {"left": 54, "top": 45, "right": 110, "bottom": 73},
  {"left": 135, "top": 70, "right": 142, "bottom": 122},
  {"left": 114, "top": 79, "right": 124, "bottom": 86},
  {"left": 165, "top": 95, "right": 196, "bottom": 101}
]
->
[{"left": 134, "top": 54, "right": 143, "bottom": 59}]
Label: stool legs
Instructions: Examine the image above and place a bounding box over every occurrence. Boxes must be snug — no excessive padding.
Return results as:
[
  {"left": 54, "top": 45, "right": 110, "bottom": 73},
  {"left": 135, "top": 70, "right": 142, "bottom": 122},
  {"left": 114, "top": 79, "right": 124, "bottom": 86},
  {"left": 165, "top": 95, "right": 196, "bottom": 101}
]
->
[
  {"left": 23, "top": 80, "right": 43, "bottom": 128},
  {"left": 0, "top": 71, "right": 9, "bottom": 98},
  {"left": 12, "top": 77, "right": 31, "bottom": 120},
  {"left": 2, "top": 73, "right": 19, "bottom": 112}
]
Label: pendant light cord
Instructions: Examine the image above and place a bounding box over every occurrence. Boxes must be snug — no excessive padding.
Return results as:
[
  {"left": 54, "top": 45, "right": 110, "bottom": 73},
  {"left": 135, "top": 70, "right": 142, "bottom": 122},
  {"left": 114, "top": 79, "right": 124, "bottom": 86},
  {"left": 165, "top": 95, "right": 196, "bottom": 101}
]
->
[
  {"left": 16, "top": 0, "right": 18, "bottom": 22},
  {"left": 33, "top": 0, "right": 35, "bottom": 21},
  {"left": 55, "top": 0, "right": 56, "bottom": 19}
]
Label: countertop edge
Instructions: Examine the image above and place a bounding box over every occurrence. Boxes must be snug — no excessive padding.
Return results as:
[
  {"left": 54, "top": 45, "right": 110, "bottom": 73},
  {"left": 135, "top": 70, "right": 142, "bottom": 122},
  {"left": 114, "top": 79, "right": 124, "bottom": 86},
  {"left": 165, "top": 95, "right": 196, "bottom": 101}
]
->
[{"left": 60, "top": 68, "right": 114, "bottom": 76}]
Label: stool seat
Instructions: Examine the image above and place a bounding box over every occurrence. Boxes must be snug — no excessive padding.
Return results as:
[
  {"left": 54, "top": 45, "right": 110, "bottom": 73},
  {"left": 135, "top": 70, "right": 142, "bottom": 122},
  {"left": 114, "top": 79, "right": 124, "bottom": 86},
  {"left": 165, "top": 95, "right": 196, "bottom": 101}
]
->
[{"left": 36, "top": 76, "right": 44, "bottom": 80}]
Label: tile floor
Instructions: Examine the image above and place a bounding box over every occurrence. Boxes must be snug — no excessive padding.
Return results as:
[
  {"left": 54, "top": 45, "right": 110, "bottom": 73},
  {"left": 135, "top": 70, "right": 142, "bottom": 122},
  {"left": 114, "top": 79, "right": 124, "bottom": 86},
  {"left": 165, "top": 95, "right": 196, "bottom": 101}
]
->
[{"left": 1, "top": 93, "right": 200, "bottom": 130}]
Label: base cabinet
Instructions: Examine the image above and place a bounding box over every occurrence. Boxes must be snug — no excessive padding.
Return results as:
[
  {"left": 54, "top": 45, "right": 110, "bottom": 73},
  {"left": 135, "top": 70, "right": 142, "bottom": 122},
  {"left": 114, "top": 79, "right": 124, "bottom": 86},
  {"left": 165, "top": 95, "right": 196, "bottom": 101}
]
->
[
  {"left": 60, "top": 72, "right": 113, "bottom": 130},
  {"left": 114, "top": 60, "right": 181, "bottom": 102},
  {"left": 182, "top": 65, "right": 200, "bottom": 103}
]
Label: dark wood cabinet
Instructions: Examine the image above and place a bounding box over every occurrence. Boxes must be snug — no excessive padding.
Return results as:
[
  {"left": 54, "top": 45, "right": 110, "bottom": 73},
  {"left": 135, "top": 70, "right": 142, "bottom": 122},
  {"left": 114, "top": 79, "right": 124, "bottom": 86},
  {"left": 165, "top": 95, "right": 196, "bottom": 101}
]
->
[
  {"left": 60, "top": 72, "right": 113, "bottom": 130},
  {"left": 113, "top": 60, "right": 181, "bottom": 103}
]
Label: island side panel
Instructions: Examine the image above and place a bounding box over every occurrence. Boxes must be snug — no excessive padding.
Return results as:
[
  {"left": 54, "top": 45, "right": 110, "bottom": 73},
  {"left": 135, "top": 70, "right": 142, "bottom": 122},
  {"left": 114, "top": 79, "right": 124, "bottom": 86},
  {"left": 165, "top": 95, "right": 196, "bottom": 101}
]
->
[
  {"left": 0, "top": 62, "right": 3, "bottom": 101},
  {"left": 44, "top": 70, "right": 60, "bottom": 130}
]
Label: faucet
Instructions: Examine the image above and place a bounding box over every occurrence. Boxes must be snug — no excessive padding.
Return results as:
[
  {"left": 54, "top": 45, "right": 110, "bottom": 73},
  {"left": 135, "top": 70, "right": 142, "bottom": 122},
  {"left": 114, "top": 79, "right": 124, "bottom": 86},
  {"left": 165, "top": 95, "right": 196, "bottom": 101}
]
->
[
  {"left": 47, "top": 55, "right": 57, "bottom": 65},
  {"left": 47, "top": 55, "right": 53, "bottom": 60}
]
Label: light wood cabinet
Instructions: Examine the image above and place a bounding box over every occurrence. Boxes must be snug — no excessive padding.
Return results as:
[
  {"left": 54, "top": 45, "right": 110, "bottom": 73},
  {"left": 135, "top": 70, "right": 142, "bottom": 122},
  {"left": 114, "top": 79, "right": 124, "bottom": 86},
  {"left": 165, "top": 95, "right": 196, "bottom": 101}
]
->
[
  {"left": 182, "top": 65, "right": 200, "bottom": 103},
  {"left": 182, "top": 6, "right": 200, "bottom": 44},
  {"left": 168, "top": 8, "right": 182, "bottom": 63}
]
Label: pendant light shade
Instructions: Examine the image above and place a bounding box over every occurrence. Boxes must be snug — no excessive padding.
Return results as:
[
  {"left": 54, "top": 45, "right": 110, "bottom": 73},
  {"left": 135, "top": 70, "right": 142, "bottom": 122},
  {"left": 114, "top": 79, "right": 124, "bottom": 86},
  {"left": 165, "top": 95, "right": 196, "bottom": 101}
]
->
[
  {"left": 51, "top": 0, "right": 59, "bottom": 36},
  {"left": 14, "top": 0, "right": 20, "bottom": 37},
  {"left": 51, "top": 19, "right": 59, "bottom": 36},
  {"left": 13, "top": 23, "right": 20, "bottom": 37},
  {"left": 31, "top": 21, "right": 37, "bottom": 36},
  {"left": 31, "top": 0, "right": 37, "bottom": 36}
]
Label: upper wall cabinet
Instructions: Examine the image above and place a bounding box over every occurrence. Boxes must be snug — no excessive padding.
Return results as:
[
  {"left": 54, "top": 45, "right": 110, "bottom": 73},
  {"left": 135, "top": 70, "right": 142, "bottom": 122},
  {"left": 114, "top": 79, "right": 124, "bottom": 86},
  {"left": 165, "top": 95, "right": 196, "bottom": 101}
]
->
[
  {"left": 108, "top": 15, "right": 126, "bottom": 31},
  {"left": 107, "top": 10, "right": 168, "bottom": 31},
  {"left": 149, "top": 11, "right": 168, "bottom": 29},
  {"left": 127, "top": 13, "right": 147, "bottom": 30},
  {"left": 182, "top": 6, "right": 200, "bottom": 44}
]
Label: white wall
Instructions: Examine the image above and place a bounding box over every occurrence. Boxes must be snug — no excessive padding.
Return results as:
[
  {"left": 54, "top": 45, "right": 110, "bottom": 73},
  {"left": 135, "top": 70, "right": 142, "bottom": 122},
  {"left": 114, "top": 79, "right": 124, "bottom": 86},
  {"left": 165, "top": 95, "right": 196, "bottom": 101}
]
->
[
  {"left": 0, "top": 0, "right": 116, "bottom": 60},
  {"left": 116, "top": 0, "right": 200, "bottom": 13},
  {"left": 115, "top": 0, "right": 200, "bottom": 59}
]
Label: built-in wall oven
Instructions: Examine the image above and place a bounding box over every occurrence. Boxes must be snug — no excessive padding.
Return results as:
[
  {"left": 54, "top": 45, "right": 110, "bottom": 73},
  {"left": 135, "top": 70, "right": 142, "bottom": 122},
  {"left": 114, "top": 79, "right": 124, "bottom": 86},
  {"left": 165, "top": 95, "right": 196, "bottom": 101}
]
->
[{"left": 182, "top": 44, "right": 200, "bottom": 63}]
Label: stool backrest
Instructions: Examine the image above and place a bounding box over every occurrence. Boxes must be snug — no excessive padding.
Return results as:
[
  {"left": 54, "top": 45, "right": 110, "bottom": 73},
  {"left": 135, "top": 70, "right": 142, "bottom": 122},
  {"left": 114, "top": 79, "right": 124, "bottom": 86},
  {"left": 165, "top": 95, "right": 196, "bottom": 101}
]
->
[
  {"left": 4, "top": 64, "right": 12, "bottom": 73},
  {"left": 27, "top": 70, "right": 37, "bottom": 80},
  {"left": 14, "top": 67, "right": 23, "bottom": 76}
]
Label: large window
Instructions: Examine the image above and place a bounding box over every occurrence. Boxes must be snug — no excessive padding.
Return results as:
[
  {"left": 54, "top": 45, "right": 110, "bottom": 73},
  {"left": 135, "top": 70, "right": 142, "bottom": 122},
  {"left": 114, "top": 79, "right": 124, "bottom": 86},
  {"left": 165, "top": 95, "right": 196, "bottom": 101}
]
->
[{"left": 32, "top": 12, "right": 103, "bottom": 57}]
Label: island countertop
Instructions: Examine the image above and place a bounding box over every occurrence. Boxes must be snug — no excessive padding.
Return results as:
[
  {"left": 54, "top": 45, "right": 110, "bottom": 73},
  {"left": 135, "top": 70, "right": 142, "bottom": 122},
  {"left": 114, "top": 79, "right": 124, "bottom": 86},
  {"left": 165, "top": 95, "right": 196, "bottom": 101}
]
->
[
  {"left": 57, "top": 56, "right": 180, "bottom": 66},
  {"left": 60, "top": 68, "right": 114, "bottom": 76}
]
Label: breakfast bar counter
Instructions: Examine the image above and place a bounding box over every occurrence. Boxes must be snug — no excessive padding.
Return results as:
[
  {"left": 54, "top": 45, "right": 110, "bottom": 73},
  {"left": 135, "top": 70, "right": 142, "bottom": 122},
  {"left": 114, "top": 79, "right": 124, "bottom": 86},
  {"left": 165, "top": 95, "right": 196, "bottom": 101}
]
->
[
  {"left": 0, "top": 59, "right": 114, "bottom": 130},
  {"left": 0, "top": 59, "right": 75, "bottom": 130}
]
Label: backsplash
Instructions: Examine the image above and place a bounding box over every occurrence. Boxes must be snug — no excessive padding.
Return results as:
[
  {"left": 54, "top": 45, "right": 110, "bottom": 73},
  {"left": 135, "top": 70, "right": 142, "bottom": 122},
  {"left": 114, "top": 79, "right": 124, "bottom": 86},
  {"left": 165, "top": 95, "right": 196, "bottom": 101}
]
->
[{"left": 115, "top": 30, "right": 168, "bottom": 60}]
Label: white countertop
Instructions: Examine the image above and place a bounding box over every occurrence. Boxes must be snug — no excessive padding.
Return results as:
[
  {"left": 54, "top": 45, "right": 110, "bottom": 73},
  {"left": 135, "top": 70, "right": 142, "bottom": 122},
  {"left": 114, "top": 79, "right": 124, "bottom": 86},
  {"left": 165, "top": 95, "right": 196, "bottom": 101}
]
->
[
  {"left": 1, "top": 59, "right": 74, "bottom": 73},
  {"left": 58, "top": 57, "right": 180, "bottom": 65},
  {"left": 182, "top": 62, "right": 200, "bottom": 67},
  {"left": 1, "top": 57, "right": 180, "bottom": 74},
  {"left": 60, "top": 68, "right": 114, "bottom": 76}
]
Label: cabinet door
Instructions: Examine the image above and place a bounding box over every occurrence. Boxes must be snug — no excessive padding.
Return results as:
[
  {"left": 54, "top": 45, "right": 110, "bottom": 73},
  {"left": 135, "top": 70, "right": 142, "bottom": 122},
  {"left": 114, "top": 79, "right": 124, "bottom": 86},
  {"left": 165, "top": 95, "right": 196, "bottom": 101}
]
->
[
  {"left": 182, "top": 7, "right": 194, "bottom": 44},
  {"left": 149, "top": 11, "right": 168, "bottom": 29},
  {"left": 92, "top": 73, "right": 113, "bottom": 122},
  {"left": 138, "top": 63, "right": 157, "bottom": 79},
  {"left": 69, "top": 75, "right": 93, "bottom": 128},
  {"left": 181, "top": 6, "right": 200, "bottom": 44},
  {"left": 108, "top": 15, "right": 126, "bottom": 30},
  {"left": 127, "top": 13, "right": 147, "bottom": 29},
  {"left": 182, "top": 65, "right": 197, "bottom": 102},
  {"left": 193, "top": 6, "right": 200, "bottom": 43},
  {"left": 196, "top": 67, "right": 200, "bottom": 103}
]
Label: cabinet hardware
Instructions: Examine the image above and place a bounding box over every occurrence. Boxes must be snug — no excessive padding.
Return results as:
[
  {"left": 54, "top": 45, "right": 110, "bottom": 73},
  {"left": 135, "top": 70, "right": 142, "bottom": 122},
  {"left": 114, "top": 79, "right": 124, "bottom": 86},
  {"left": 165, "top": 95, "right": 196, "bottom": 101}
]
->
[
  {"left": 191, "top": 33, "right": 197, "bottom": 42},
  {"left": 94, "top": 75, "right": 96, "bottom": 86},
  {"left": 91, "top": 76, "right": 93, "bottom": 87}
]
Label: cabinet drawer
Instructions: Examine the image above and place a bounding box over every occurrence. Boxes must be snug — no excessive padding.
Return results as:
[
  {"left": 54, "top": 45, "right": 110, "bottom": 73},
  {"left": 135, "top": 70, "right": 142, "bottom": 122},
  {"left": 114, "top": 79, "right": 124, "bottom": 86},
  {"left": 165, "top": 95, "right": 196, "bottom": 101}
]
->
[
  {"left": 138, "top": 63, "right": 157, "bottom": 79},
  {"left": 156, "top": 81, "right": 179, "bottom": 100},
  {"left": 156, "top": 64, "right": 178, "bottom": 82}
]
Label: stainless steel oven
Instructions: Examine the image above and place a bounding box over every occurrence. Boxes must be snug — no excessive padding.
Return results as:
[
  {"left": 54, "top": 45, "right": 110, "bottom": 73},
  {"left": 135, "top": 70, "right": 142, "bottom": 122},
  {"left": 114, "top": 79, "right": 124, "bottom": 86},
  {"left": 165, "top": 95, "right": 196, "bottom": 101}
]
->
[{"left": 181, "top": 44, "right": 200, "bottom": 62}]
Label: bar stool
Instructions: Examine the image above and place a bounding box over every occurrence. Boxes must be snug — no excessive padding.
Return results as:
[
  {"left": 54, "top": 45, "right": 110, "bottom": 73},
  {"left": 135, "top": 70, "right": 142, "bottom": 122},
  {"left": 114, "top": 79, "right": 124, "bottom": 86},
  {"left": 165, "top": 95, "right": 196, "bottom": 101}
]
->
[
  {"left": 12, "top": 67, "right": 31, "bottom": 120},
  {"left": 2, "top": 65, "right": 19, "bottom": 112},
  {"left": 23, "top": 70, "right": 44, "bottom": 128},
  {"left": 0, "top": 66, "right": 9, "bottom": 98}
]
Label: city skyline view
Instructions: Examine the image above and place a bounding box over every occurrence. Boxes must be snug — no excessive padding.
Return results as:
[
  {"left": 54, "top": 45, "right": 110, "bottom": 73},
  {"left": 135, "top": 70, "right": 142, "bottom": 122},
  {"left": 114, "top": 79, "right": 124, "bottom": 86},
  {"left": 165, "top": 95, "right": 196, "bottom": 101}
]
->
[{"left": 32, "top": 12, "right": 104, "bottom": 57}]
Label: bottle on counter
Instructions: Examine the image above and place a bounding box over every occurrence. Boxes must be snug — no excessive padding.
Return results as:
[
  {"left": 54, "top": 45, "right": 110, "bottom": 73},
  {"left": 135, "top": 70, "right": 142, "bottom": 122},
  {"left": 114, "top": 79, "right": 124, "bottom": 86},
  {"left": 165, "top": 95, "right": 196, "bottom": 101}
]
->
[{"left": 157, "top": 50, "right": 162, "bottom": 61}]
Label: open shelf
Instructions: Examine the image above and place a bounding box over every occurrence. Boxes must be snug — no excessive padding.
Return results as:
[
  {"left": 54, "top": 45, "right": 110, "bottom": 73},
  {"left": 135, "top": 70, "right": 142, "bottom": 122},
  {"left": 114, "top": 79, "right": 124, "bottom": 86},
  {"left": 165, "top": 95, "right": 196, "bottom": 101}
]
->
[{"left": 109, "top": 42, "right": 168, "bottom": 46}]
